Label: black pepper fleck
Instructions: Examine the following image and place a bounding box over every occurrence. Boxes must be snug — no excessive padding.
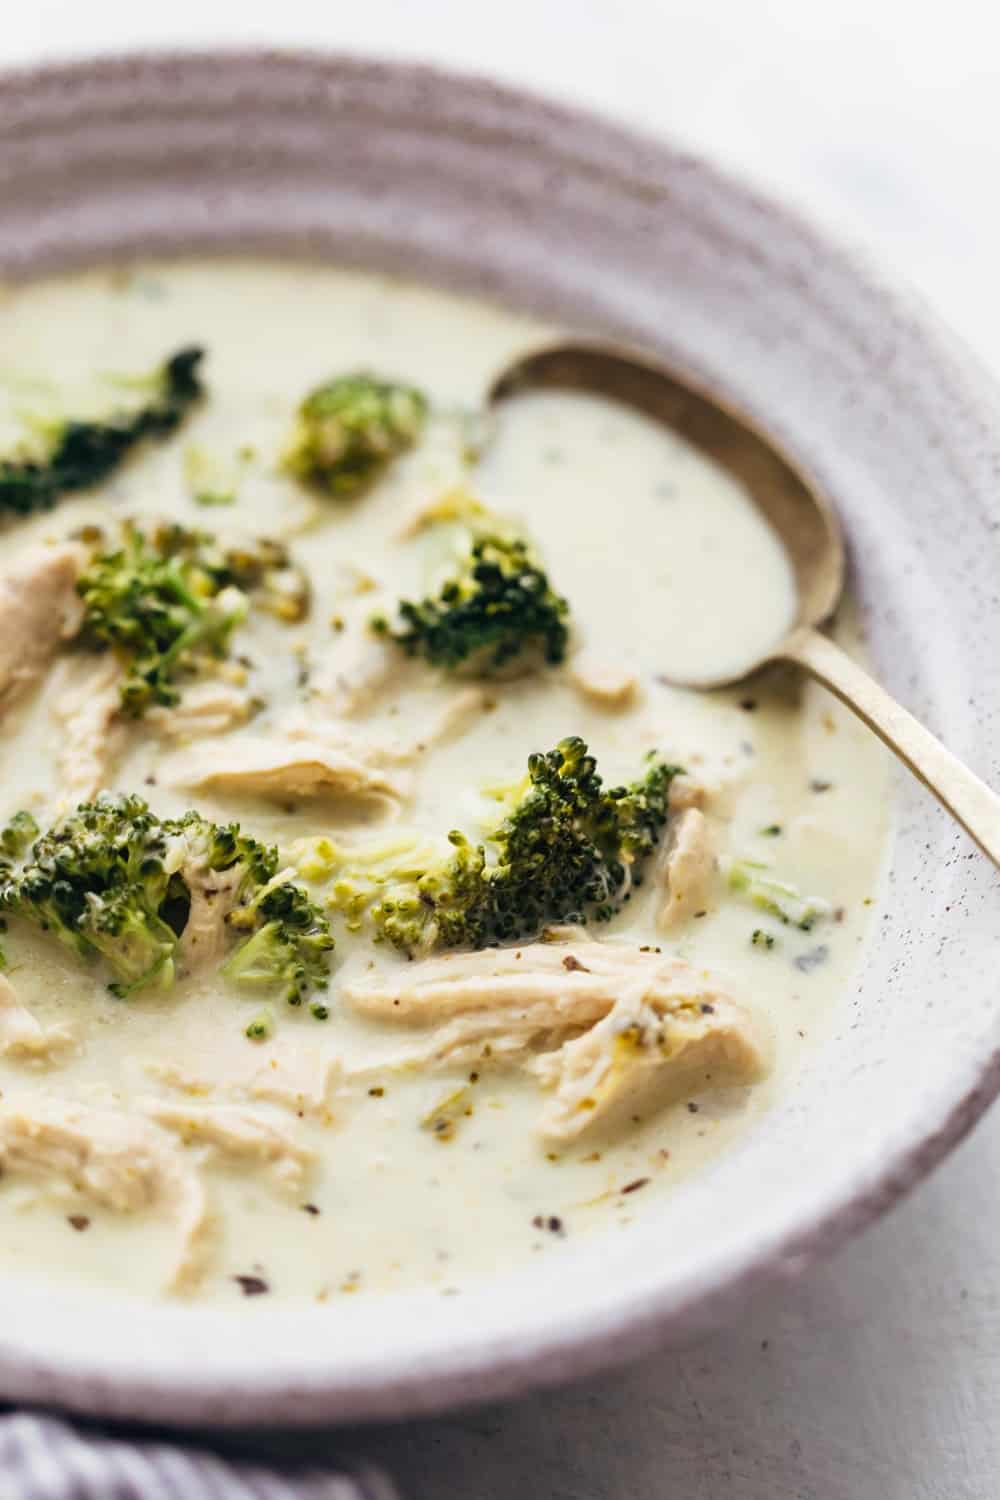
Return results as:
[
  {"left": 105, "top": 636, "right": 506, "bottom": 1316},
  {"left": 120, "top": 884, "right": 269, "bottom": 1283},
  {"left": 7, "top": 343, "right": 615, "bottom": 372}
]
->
[
  {"left": 621, "top": 1177, "right": 650, "bottom": 1195},
  {"left": 233, "top": 1274, "right": 270, "bottom": 1297}
]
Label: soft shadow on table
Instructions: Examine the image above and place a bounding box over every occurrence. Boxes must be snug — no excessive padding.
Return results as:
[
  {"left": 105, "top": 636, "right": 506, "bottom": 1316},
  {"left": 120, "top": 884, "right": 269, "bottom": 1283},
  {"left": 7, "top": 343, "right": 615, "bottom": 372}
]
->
[{"left": 188, "top": 1103, "right": 1000, "bottom": 1500}]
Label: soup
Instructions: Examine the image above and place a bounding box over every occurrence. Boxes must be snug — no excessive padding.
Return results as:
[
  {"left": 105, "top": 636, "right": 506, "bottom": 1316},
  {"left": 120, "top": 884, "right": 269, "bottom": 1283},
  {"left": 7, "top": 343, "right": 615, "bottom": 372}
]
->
[{"left": 0, "top": 262, "right": 889, "bottom": 1304}]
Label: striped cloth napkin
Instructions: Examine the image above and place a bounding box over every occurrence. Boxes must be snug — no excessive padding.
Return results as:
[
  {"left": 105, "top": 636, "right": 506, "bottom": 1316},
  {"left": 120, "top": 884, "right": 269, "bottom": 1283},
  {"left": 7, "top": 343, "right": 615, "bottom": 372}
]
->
[{"left": 0, "top": 1411, "right": 400, "bottom": 1500}]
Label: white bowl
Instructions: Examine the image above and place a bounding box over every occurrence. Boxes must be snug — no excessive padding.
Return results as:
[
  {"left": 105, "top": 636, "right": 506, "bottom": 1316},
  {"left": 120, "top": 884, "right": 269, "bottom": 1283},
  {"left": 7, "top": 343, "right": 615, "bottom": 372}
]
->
[{"left": 0, "top": 48, "right": 997, "bottom": 1427}]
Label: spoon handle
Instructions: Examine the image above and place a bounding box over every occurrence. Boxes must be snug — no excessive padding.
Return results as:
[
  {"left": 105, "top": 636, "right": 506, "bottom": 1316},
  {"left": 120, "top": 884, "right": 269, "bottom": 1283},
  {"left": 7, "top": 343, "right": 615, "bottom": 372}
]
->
[{"left": 786, "top": 628, "right": 1000, "bottom": 867}]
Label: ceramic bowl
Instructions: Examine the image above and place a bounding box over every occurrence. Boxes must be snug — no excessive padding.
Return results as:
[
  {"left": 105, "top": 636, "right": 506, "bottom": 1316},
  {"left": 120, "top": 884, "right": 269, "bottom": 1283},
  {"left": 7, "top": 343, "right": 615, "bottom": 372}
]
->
[{"left": 1, "top": 49, "right": 998, "bottom": 1427}]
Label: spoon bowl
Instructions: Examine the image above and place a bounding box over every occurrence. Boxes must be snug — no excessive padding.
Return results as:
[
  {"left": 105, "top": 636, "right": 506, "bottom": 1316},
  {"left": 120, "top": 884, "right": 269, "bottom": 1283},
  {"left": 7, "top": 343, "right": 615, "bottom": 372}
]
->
[
  {"left": 489, "top": 341, "right": 844, "bottom": 687},
  {"left": 488, "top": 340, "right": 851, "bottom": 687},
  {"left": 490, "top": 339, "right": 1000, "bottom": 866}
]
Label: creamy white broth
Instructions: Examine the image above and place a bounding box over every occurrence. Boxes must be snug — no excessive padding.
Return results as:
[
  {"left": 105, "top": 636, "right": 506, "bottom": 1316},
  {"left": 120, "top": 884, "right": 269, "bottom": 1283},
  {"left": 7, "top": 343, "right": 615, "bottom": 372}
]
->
[
  {"left": 480, "top": 389, "right": 799, "bottom": 685},
  {"left": 0, "top": 261, "right": 890, "bottom": 1305}
]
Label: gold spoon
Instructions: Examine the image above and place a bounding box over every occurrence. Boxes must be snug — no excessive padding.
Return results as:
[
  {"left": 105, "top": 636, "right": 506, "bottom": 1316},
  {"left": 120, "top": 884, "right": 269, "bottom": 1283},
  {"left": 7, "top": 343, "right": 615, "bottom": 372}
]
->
[{"left": 489, "top": 341, "right": 1000, "bottom": 863}]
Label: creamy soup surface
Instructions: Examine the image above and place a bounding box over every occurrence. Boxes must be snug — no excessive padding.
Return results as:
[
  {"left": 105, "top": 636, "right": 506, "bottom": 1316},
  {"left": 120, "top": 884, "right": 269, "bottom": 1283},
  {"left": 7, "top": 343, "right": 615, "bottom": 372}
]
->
[{"left": 0, "top": 262, "right": 890, "bottom": 1305}]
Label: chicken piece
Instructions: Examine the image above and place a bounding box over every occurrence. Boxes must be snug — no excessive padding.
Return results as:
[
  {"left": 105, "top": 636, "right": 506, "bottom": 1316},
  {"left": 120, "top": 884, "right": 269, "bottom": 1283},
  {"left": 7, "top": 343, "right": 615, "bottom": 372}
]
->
[
  {"left": 297, "top": 686, "right": 487, "bottom": 766},
  {"left": 246, "top": 1054, "right": 339, "bottom": 1122},
  {"left": 143, "top": 1102, "right": 313, "bottom": 1192},
  {"left": 146, "top": 1050, "right": 340, "bottom": 1123},
  {"left": 343, "top": 939, "right": 717, "bottom": 1072},
  {"left": 419, "top": 687, "right": 489, "bottom": 749},
  {"left": 532, "top": 978, "right": 766, "bottom": 1144},
  {"left": 161, "top": 731, "right": 411, "bottom": 807},
  {"left": 0, "top": 974, "right": 75, "bottom": 1065},
  {"left": 284, "top": 708, "right": 413, "bottom": 765},
  {"left": 655, "top": 807, "right": 716, "bottom": 929},
  {"left": 359, "top": 1009, "right": 591, "bottom": 1073},
  {"left": 668, "top": 775, "right": 707, "bottom": 813},
  {"left": 343, "top": 939, "right": 622, "bottom": 1031},
  {"left": 0, "top": 543, "right": 86, "bottom": 721},
  {"left": 0, "top": 1098, "right": 208, "bottom": 1291},
  {"left": 148, "top": 680, "right": 252, "bottom": 742},
  {"left": 569, "top": 652, "right": 638, "bottom": 709},
  {"left": 50, "top": 655, "right": 126, "bottom": 802},
  {"left": 311, "top": 620, "right": 401, "bottom": 719},
  {"left": 176, "top": 859, "right": 248, "bottom": 972}
]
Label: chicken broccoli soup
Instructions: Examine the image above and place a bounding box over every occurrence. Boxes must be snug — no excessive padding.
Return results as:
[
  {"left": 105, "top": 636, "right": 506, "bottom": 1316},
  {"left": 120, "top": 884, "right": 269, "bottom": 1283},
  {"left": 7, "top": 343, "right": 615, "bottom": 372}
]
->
[{"left": 0, "top": 261, "right": 889, "bottom": 1304}]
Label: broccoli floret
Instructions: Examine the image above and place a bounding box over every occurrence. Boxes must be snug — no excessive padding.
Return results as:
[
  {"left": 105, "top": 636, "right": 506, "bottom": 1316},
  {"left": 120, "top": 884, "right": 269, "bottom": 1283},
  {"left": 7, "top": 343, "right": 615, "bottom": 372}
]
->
[
  {"left": 283, "top": 372, "right": 427, "bottom": 497},
  {"left": 0, "top": 811, "right": 39, "bottom": 865},
  {"left": 222, "top": 871, "right": 335, "bottom": 1010},
  {"left": 76, "top": 522, "right": 308, "bottom": 717},
  {"left": 373, "top": 532, "right": 570, "bottom": 673},
  {"left": 245, "top": 1007, "right": 275, "bottom": 1042},
  {"left": 721, "top": 856, "right": 832, "bottom": 931},
  {"left": 0, "top": 793, "right": 334, "bottom": 1006},
  {"left": 0, "top": 794, "right": 184, "bottom": 995},
  {"left": 330, "top": 738, "right": 680, "bottom": 955},
  {"left": 0, "top": 347, "right": 204, "bottom": 516}
]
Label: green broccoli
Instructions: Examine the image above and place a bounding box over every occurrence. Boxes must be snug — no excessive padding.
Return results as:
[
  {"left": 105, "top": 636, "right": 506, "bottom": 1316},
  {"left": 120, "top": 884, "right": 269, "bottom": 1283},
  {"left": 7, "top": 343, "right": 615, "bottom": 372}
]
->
[
  {"left": 0, "top": 794, "right": 333, "bottom": 1005},
  {"left": 222, "top": 870, "right": 336, "bottom": 1011},
  {"left": 0, "top": 347, "right": 205, "bottom": 516},
  {"left": 245, "top": 1008, "right": 275, "bottom": 1042},
  {"left": 0, "top": 811, "right": 39, "bottom": 866},
  {"left": 329, "top": 737, "right": 680, "bottom": 955},
  {"left": 76, "top": 522, "right": 308, "bottom": 717},
  {"left": 283, "top": 372, "right": 427, "bottom": 496},
  {"left": 373, "top": 532, "right": 570, "bottom": 673},
  {"left": 721, "top": 856, "right": 832, "bottom": 931},
  {"left": 0, "top": 811, "right": 38, "bottom": 969}
]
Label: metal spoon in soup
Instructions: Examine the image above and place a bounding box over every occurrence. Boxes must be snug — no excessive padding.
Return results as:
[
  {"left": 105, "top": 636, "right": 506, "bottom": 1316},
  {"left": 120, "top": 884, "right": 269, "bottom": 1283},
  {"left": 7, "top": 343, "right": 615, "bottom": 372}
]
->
[{"left": 489, "top": 342, "right": 1000, "bottom": 868}]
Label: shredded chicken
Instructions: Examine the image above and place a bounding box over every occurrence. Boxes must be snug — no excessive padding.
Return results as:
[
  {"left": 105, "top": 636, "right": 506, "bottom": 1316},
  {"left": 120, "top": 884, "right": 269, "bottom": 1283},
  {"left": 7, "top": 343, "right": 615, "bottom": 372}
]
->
[
  {"left": 148, "top": 680, "right": 253, "bottom": 742},
  {"left": 358, "top": 1010, "right": 591, "bottom": 1073},
  {"left": 343, "top": 940, "right": 625, "bottom": 1029},
  {"left": 343, "top": 939, "right": 697, "bottom": 1069},
  {"left": 176, "top": 859, "right": 248, "bottom": 973},
  {"left": 532, "top": 978, "right": 765, "bottom": 1143},
  {"left": 283, "top": 709, "right": 412, "bottom": 764},
  {"left": 143, "top": 1102, "right": 313, "bottom": 1191},
  {"left": 569, "top": 652, "right": 638, "bottom": 709},
  {"left": 246, "top": 1055, "right": 339, "bottom": 1122},
  {"left": 668, "top": 775, "right": 707, "bottom": 814},
  {"left": 422, "top": 687, "right": 489, "bottom": 747},
  {"left": 0, "top": 1098, "right": 208, "bottom": 1290},
  {"left": 0, "top": 974, "right": 75, "bottom": 1065},
  {"left": 310, "top": 620, "right": 401, "bottom": 719},
  {"left": 347, "top": 941, "right": 765, "bottom": 1138},
  {"left": 669, "top": 764, "right": 755, "bottom": 821},
  {"left": 146, "top": 1049, "right": 340, "bottom": 1123},
  {"left": 50, "top": 654, "right": 126, "bottom": 802},
  {"left": 655, "top": 807, "right": 716, "bottom": 929},
  {"left": 161, "top": 730, "right": 411, "bottom": 807},
  {"left": 0, "top": 543, "right": 86, "bottom": 721}
]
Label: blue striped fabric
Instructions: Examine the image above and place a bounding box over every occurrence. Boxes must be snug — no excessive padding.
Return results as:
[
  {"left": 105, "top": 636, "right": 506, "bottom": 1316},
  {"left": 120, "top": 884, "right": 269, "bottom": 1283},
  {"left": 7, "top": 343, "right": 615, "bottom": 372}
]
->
[{"left": 0, "top": 1413, "right": 400, "bottom": 1500}]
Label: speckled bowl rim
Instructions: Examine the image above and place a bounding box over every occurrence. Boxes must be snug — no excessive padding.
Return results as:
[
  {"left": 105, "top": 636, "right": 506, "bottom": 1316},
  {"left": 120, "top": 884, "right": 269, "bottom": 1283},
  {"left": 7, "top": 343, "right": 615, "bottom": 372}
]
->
[{"left": 0, "top": 47, "right": 998, "bottom": 1428}]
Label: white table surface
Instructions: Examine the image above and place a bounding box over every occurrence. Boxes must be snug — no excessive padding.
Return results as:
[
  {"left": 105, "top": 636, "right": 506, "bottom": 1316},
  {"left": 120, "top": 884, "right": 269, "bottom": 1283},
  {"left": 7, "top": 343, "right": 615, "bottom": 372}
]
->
[{"left": 3, "top": 4, "right": 998, "bottom": 1495}]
